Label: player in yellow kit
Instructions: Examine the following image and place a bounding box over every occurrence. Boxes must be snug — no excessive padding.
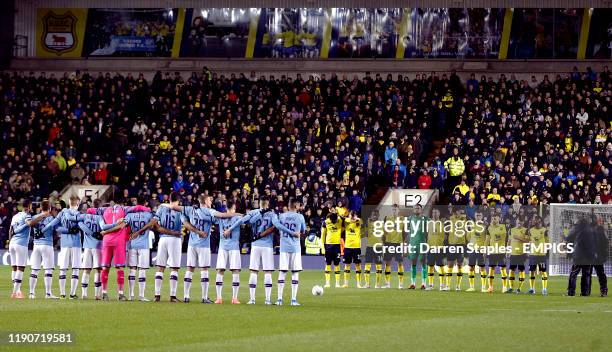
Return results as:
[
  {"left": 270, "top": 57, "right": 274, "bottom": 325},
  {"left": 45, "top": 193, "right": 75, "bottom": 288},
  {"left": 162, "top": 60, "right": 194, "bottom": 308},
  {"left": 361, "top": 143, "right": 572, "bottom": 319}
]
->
[
  {"left": 466, "top": 211, "right": 488, "bottom": 292},
  {"left": 527, "top": 216, "right": 549, "bottom": 295},
  {"left": 363, "top": 210, "right": 383, "bottom": 289},
  {"left": 383, "top": 204, "right": 405, "bottom": 289},
  {"left": 426, "top": 208, "right": 446, "bottom": 290},
  {"left": 507, "top": 219, "right": 529, "bottom": 294},
  {"left": 445, "top": 208, "right": 467, "bottom": 291},
  {"left": 321, "top": 209, "right": 343, "bottom": 288},
  {"left": 342, "top": 211, "right": 363, "bottom": 288},
  {"left": 486, "top": 213, "right": 509, "bottom": 292}
]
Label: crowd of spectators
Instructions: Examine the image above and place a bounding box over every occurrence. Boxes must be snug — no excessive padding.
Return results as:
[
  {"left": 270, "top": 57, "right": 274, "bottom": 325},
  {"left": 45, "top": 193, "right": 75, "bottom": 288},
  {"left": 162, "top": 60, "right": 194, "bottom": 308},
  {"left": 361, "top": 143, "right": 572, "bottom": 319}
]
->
[{"left": 0, "top": 65, "right": 610, "bottom": 247}]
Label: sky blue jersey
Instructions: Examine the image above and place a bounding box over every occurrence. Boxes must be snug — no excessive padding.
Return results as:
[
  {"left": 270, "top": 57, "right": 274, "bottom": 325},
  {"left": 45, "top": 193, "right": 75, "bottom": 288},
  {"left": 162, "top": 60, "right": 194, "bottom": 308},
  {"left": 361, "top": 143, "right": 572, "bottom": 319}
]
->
[
  {"left": 228, "top": 209, "right": 279, "bottom": 248},
  {"left": 75, "top": 213, "right": 106, "bottom": 249},
  {"left": 276, "top": 211, "right": 306, "bottom": 253},
  {"left": 155, "top": 206, "right": 183, "bottom": 238},
  {"left": 33, "top": 215, "right": 57, "bottom": 246},
  {"left": 10, "top": 211, "right": 44, "bottom": 247},
  {"left": 181, "top": 206, "right": 217, "bottom": 248},
  {"left": 43, "top": 208, "right": 81, "bottom": 248},
  {"left": 125, "top": 212, "right": 154, "bottom": 250},
  {"left": 216, "top": 216, "right": 242, "bottom": 251}
]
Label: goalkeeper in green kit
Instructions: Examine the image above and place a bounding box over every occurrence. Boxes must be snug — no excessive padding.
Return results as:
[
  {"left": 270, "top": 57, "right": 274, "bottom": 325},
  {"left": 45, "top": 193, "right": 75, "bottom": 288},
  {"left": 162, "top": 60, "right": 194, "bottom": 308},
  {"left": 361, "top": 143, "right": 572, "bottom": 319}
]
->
[{"left": 408, "top": 205, "right": 428, "bottom": 289}]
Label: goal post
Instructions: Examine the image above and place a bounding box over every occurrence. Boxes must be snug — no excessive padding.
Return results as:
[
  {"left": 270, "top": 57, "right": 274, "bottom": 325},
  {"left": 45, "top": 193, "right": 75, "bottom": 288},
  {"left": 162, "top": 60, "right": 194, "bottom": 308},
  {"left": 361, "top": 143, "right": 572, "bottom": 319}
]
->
[{"left": 548, "top": 203, "right": 612, "bottom": 276}]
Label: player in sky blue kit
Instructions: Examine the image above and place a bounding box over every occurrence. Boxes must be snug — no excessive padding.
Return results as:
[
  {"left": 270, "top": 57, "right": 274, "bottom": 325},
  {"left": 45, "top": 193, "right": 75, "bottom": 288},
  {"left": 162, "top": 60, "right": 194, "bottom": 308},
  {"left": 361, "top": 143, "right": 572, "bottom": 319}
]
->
[
  {"left": 29, "top": 200, "right": 59, "bottom": 299},
  {"left": 42, "top": 196, "right": 82, "bottom": 299},
  {"left": 159, "top": 194, "right": 238, "bottom": 303},
  {"left": 74, "top": 207, "right": 118, "bottom": 300},
  {"left": 224, "top": 195, "right": 277, "bottom": 305},
  {"left": 214, "top": 200, "right": 243, "bottom": 305},
  {"left": 269, "top": 199, "right": 306, "bottom": 306},
  {"left": 9, "top": 199, "right": 48, "bottom": 299}
]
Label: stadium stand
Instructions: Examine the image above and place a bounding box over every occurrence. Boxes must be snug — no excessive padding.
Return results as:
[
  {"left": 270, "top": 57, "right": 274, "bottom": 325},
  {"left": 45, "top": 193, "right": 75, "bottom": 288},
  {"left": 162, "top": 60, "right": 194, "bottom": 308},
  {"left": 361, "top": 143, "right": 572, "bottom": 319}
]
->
[{"left": 0, "top": 66, "right": 610, "bottom": 247}]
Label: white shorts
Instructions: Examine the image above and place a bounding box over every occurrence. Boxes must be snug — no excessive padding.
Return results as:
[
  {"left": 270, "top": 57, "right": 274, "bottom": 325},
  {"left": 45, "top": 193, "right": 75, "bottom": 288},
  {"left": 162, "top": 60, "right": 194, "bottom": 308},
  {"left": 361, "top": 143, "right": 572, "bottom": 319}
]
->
[
  {"left": 187, "top": 246, "right": 211, "bottom": 268},
  {"left": 58, "top": 247, "right": 82, "bottom": 270},
  {"left": 279, "top": 252, "right": 302, "bottom": 271},
  {"left": 156, "top": 237, "right": 181, "bottom": 268},
  {"left": 9, "top": 242, "right": 28, "bottom": 267},
  {"left": 129, "top": 248, "right": 150, "bottom": 269},
  {"left": 81, "top": 248, "right": 102, "bottom": 269},
  {"left": 216, "top": 249, "right": 241, "bottom": 270},
  {"left": 249, "top": 246, "right": 274, "bottom": 271},
  {"left": 30, "top": 244, "right": 55, "bottom": 270}
]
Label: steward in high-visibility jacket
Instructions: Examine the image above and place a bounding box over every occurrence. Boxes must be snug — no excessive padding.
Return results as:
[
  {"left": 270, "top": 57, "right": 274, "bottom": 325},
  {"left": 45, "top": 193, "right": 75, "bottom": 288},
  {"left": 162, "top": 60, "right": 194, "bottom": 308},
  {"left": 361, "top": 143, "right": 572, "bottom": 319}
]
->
[
  {"left": 444, "top": 156, "right": 465, "bottom": 177},
  {"left": 305, "top": 234, "right": 321, "bottom": 255}
]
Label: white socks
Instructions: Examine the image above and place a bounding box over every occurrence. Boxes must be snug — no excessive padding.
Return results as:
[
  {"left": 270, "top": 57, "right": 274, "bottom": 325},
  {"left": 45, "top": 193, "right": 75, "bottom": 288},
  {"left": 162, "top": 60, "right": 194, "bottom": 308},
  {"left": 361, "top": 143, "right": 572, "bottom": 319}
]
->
[
  {"left": 215, "top": 272, "right": 224, "bottom": 299},
  {"left": 249, "top": 272, "right": 257, "bottom": 301},
  {"left": 44, "top": 270, "right": 53, "bottom": 295},
  {"left": 93, "top": 271, "right": 101, "bottom": 297},
  {"left": 264, "top": 272, "right": 273, "bottom": 302},
  {"left": 59, "top": 269, "right": 67, "bottom": 295},
  {"left": 169, "top": 270, "right": 178, "bottom": 297},
  {"left": 184, "top": 271, "right": 193, "bottom": 299},
  {"left": 138, "top": 269, "right": 146, "bottom": 297},
  {"left": 232, "top": 273, "right": 240, "bottom": 300},
  {"left": 128, "top": 269, "right": 136, "bottom": 298},
  {"left": 13, "top": 270, "right": 23, "bottom": 294},
  {"left": 70, "top": 269, "right": 79, "bottom": 296},
  {"left": 291, "top": 272, "right": 299, "bottom": 301},
  {"left": 277, "top": 271, "right": 286, "bottom": 300},
  {"left": 81, "top": 271, "right": 90, "bottom": 297},
  {"left": 154, "top": 271, "right": 163, "bottom": 296},
  {"left": 201, "top": 270, "right": 209, "bottom": 300},
  {"left": 29, "top": 269, "right": 39, "bottom": 295}
]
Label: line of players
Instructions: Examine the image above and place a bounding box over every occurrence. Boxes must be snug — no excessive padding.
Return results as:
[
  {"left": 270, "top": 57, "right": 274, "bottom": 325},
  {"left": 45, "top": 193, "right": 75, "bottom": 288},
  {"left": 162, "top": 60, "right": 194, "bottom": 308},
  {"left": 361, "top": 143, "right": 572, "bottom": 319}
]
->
[
  {"left": 8, "top": 193, "right": 307, "bottom": 305},
  {"left": 321, "top": 205, "right": 550, "bottom": 295}
]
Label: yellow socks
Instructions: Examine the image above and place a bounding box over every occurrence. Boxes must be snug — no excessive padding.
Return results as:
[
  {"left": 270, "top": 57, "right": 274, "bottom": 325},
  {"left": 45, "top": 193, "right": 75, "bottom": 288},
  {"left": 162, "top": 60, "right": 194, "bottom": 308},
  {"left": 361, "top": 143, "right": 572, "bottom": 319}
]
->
[
  {"left": 529, "top": 273, "right": 535, "bottom": 290},
  {"left": 501, "top": 268, "right": 508, "bottom": 289},
  {"left": 518, "top": 271, "right": 525, "bottom": 290},
  {"left": 364, "top": 264, "right": 371, "bottom": 285},
  {"left": 375, "top": 264, "right": 383, "bottom": 287},
  {"left": 384, "top": 265, "right": 391, "bottom": 284},
  {"left": 427, "top": 266, "right": 435, "bottom": 286},
  {"left": 325, "top": 265, "right": 331, "bottom": 284},
  {"left": 542, "top": 272, "right": 548, "bottom": 289},
  {"left": 355, "top": 264, "right": 362, "bottom": 286},
  {"left": 468, "top": 268, "right": 475, "bottom": 288},
  {"left": 344, "top": 265, "right": 351, "bottom": 285},
  {"left": 334, "top": 268, "right": 341, "bottom": 285},
  {"left": 445, "top": 266, "right": 452, "bottom": 287},
  {"left": 397, "top": 264, "right": 405, "bottom": 286},
  {"left": 488, "top": 267, "right": 495, "bottom": 289},
  {"left": 480, "top": 269, "right": 487, "bottom": 289}
]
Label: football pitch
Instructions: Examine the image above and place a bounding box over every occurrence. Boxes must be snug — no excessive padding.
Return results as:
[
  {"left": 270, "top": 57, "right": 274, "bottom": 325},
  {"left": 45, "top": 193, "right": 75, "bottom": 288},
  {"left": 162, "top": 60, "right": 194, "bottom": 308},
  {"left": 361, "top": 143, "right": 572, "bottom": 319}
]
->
[{"left": 1, "top": 267, "right": 611, "bottom": 352}]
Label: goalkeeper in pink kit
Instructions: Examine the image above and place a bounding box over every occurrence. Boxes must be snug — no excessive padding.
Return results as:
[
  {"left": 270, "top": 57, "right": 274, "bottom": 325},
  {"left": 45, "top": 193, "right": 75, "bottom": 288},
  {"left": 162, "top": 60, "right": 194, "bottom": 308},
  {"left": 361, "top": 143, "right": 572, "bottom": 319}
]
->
[{"left": 88, "top": 202, "right": 150, "bottom": 301}]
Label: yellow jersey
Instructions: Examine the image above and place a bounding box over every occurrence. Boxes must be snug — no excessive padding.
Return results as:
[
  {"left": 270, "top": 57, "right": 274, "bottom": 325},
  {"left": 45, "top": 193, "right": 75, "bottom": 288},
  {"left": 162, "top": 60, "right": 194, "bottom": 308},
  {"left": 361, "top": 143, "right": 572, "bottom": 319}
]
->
[
  {"left": 282, "top": 31, "right": 296, "bottom": 48},
  {"left": 427, "top": 221, "right": 445, "bottom": 246},
  {"left": 344, "top": 218, "right": 362, "bottom": 249},
  {"left": 529, "top": 227, "right": 547, "bottom": 256},
  {"left": 509, "top": 227, "right": 528, "bottom": 255},
  {"left": 467, "top": 224, "right": 487, "bottom": 247},
  {"left": 447, "top": 215, "right": 467, "bottom": 245},
  {"left": 365, "top": 220, "right": 382, "bottom": 247},
  {"left": 322, "top": 218, "right": 343, "bottom": 245},
  {"left": 384, "top": 216, "right": 403, "bottom": 243},
  {"left": 487, "top": 224, "right": 507, "bottom": 250}
]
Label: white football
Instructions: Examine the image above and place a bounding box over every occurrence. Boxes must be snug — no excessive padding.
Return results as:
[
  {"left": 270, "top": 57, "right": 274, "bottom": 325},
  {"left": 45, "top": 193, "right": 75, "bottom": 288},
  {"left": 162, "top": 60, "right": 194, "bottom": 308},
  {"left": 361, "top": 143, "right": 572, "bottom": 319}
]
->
[{"left": 311, "top": 285, "right": 324, "bottom": 296}]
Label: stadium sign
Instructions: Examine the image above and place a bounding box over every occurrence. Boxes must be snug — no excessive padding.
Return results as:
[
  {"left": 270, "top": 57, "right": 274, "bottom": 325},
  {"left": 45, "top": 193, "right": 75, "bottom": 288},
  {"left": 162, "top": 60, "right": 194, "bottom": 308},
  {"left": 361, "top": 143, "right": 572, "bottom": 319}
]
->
[{"left": 40, "top": 11, "right": 78, "bottom": 54}]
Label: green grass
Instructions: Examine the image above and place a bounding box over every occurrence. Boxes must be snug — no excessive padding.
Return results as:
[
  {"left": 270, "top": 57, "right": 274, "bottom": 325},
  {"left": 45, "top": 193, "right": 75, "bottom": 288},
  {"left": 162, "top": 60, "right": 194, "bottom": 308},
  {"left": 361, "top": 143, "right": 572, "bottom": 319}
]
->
[{"left": 0, "top": 266, "right": 611, "bottom": 352}]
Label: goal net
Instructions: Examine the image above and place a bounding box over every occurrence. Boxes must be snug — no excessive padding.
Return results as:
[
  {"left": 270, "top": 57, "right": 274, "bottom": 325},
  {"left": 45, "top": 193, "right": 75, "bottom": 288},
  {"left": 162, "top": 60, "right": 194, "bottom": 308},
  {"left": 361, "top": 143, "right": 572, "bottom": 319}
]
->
[{"left": 548, "top": 204, "right": 612, "bottom": 276}]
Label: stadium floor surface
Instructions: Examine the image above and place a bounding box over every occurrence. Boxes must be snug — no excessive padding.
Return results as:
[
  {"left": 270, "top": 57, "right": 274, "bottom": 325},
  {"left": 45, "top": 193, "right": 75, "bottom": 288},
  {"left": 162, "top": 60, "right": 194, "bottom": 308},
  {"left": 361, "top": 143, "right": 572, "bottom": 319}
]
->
[{"left": 0, "top": 267, "right": 611, "bottom": 352}]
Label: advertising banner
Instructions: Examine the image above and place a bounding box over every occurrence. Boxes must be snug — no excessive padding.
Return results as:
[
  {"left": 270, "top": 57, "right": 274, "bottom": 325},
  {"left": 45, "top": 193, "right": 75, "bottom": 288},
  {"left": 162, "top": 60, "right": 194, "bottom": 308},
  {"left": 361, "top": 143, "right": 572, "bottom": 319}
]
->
[
  {"left": 83, "top": 8, "right": 177, "bottom": 57},
  {"left": 586, "top": 8, "right": 612, "bottom": 59},
  {"left": 36, "top": 8, "right": 88, "bottom": 57}
]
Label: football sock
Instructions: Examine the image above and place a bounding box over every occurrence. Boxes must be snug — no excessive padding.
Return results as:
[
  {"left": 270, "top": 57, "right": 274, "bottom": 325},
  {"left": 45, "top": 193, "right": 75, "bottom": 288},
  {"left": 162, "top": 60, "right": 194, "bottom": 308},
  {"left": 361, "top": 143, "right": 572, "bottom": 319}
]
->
[
  {"left": 264, "top": 272, "right": 272, "bottom": 301},
  {"left": 355, "top": 264, "right": 362, "bottom": 286},
  {"left": 249, "top": 272, "right": 257, "bottom": 301},
  {"left": 324, "top": 265, "right": 331, "bottom": 284},
  {"left": 469, "top": 268, "right": 475, "bottom": 288},
  {"left": 488, "top": 267, "right": 495, "bottom": 288},
  {"left": 445, "top": 266, "right": 452, "bottom": 287},
  {"left": 201, "top": 270, "right": 209, "bottom": 300},
  {"left": 116, "top": 269, "right": 124, "bottom": 295},
  {"left": 29, "top": 269, "right": 39, "bottom": 295},
  {"left": 232, "top": 273, "right": 240, "bottom": 300},
  {"left": 364, "top": 264, "right": 371, "bottom": 285},
  {"left": 501, "top": 268, "right": 508, "bottom": 289},
  {"left": 456, "top": 271, "right": 463, "bottom": 288},
  {"left": 169, "top": 270, "right": 178, "bottom": 296},
  {"left": 70, "top": 269, "right": 79, "bottom": 296},
  {"left": 291, "top": 272, "right": 299, "bottom": 300},
  {"left": 385, "top": 265, "right": 391, "bottom": 284},
  {"left": 397, "top": 264, "right": 404, "bottom": 286},
  {"left": 277, "top": 271, "right": 286, "bottom": 300},
  {"left": 427, "top": 266, "right": 435, "bottom": 286},
  {"left": 480, "top": 268, "right": 487, "bottom": 288},
  {"left": 421, "top": 265, "right": 427, "bottom": 286},
  {"left": 44, "top": 270, "right": 53, "bottom": 295},
  {"left": 334, "top": 268, "right": 341, "bottom": 285},
  {"left": 13, "top": 270, "right": 23, "bottom": 294},
  {"left": 215, "top": 272, "right": 223, "bottom": 299},
  {"left": 375, "top": 264, "right": 383, "bottom": 286},
  {"left": 154, "top": 271, "right": 163, "bottom": 296},
  {"left": 529, "top": 273, "right": 536, "bottom": 290},
  {"left": 94, "top": 271, "right": 101, "bottom": 297},
  {"left": 542, "top": 272, "right": 548, "bottom": 289},
  {"left": 138, "top": 269, "right": 146, "bottom": 297},
  {"left": 343, "top": 265, "right": 350, "bottom": 285},
  {"left": 508, "top": 271, "right": 515, "bottom": 289},
  {"left": 128, "top": 269, "right": 136, "bottom": 297},
  {"left": 101, "top": 268, "right": 109, "bottom": 293},
  {"left": 518, "top": 271, "right": 525, "bottom": 290},
  {"left": 411, "top": 265, "right": 417, "bottom": 285},
  {"left": 184, "top": 271, "right": 193, "bottom": 299},
  {"left": 81, "top": 271, "right": 90, "bottom": 297}
]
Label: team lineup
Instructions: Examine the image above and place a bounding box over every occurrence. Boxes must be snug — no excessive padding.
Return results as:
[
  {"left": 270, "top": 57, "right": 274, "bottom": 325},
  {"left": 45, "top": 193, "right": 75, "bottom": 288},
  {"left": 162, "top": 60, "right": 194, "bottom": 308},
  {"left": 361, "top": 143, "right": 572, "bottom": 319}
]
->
[{"left": 9, "top": 193, "right": 554, "bottom": 307}]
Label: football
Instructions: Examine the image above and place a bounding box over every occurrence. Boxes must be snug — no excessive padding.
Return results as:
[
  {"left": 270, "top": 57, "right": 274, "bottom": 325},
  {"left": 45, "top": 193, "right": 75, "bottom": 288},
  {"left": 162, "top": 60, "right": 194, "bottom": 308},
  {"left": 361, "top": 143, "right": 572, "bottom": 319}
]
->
[{"left": 311, "top": 285, "right": 324, "bottom": 296}]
